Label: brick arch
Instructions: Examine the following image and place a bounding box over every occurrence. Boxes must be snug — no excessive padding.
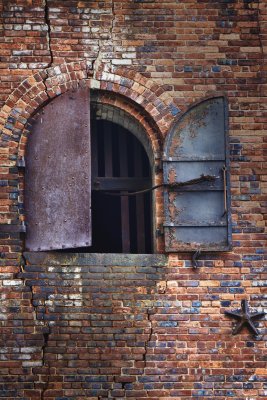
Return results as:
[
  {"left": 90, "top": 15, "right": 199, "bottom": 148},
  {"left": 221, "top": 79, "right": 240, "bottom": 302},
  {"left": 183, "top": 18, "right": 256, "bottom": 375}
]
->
[
  {"left": 0, "top": 61, "right": 178, "bottom": 161},
  {"left": 91, "top": 90, "right": 163, "bottom": 163}
]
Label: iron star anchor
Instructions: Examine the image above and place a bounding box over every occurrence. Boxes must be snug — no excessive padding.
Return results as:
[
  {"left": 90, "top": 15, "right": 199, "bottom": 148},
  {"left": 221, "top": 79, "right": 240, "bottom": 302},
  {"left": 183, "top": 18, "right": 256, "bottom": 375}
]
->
[{"left": 225, "top": 299, "right": 265, "bottom": 335}]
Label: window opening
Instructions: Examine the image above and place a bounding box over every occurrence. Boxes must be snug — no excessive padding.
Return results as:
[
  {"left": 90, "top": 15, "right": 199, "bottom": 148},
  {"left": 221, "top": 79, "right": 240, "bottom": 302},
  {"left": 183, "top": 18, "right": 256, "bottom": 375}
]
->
[{"left": 90, "top": 119, "right": 152, "bottom": 254}]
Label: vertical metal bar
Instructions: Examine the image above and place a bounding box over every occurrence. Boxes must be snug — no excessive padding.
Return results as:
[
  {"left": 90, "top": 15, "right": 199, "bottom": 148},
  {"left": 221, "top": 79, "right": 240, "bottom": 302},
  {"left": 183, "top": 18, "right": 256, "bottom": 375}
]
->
[
  {"left": 104, "top": 121, "right": 113, "bottom": 177},
  {"left": 224, "top": 97, "right": 232, "bottom": 248},
  {"left": 119, "top": 129, "right": 130, "bottom": 253},
  {"left": 222, "top": 165, "right": 227, "bottom": 217},
  {"left": 91, "top": 119, "right": 98, "bottom": 180},
  {"left": 134, "top": 141, "right": 146, "bottom": 253}
]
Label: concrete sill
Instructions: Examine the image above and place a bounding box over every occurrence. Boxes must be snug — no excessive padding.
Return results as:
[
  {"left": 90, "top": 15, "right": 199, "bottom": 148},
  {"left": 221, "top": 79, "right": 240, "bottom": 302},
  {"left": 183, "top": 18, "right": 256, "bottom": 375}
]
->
[{"left": 23, "top": 252, "right": 168, "bottom": 266}]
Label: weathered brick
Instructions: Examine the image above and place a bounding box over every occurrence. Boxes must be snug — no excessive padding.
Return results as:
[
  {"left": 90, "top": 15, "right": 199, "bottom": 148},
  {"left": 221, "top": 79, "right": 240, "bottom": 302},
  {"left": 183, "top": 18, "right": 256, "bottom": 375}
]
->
[{"left": 0, "top": 0, "right": 266, "bottom": 399}]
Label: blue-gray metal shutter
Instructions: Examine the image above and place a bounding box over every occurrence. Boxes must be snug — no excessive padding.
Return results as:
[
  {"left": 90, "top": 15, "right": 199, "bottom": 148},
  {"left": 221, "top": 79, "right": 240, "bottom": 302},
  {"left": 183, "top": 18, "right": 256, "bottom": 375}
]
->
[
  {"left": 163, "top": 97, "right": 231, "bottom": 252},
  {"left": 25, "top": 87, "right": 91, "bottom": 251}
]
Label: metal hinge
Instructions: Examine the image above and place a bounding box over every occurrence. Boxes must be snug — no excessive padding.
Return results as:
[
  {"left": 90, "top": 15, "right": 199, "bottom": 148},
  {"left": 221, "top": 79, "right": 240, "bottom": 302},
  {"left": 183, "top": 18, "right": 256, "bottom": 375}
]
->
[
  {"left": 16, "top": 157, "right": 25, "bottom": 168},
  {"left": 156, "top": 225, "right": 164, "bottom": 238},
  {"left": 0, "top": 223, "right": 26, "bottom": 233},
  {"left": 155, "top": 159, "right": 163, "bottom": 175},
  {"left": 192, "top": 250, "right": 201, "bottom": 269}
]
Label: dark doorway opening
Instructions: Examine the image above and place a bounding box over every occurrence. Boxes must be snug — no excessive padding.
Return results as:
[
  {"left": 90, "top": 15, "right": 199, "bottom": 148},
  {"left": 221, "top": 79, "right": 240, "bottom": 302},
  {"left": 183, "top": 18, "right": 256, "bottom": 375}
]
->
[{"left": 90, "top": 119, "right": 152, "bottom": 253}]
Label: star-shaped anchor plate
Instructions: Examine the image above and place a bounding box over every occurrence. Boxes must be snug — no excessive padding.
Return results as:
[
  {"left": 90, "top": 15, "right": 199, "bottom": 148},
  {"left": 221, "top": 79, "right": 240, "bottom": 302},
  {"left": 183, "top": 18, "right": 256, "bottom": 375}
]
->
[{"left": 225, "top": 299, "right": 265, "bottom": 335}]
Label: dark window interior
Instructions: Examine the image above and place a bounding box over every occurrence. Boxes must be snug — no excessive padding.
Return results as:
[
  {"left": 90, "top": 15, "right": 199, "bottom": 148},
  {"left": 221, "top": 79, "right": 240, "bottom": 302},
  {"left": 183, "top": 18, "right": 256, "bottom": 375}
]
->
[{"left": 90, "top": 119, "right": 152, "bottom": 253}]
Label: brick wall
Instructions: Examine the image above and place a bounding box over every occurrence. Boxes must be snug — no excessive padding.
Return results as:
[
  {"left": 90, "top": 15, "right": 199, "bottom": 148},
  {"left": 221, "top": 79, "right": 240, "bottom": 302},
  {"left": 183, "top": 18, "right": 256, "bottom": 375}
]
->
[{"left": 0, "top": 0, "right": 266, "bottom": 399}]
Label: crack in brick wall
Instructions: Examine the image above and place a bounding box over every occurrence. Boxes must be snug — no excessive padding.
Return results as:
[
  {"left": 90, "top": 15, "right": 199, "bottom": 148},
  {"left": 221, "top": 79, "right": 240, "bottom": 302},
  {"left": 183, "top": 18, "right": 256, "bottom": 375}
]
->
[
  {"left": 44, "top": 0, "right": 53, "bottom": 68},
  {"left": 40, "top": 327, "right": 52, "bottom": 400},
  {"left": 42, "top": 0, "right": 54, "bottom": 99},
  {"left": 92, "top": 2, "right": 116, "bottom": 78},
  {"left": 143, "top": 308, "right": 154, "bottom": 367},
  {"left": 17, "top": 255, "right": 53, "bottom": 400}
]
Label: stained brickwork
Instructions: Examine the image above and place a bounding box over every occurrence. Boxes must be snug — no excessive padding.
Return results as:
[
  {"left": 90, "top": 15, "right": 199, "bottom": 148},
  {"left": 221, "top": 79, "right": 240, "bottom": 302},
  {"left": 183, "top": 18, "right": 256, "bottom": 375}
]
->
[{"left": 0, "top": 0, "right": 266, "bottom": 399}]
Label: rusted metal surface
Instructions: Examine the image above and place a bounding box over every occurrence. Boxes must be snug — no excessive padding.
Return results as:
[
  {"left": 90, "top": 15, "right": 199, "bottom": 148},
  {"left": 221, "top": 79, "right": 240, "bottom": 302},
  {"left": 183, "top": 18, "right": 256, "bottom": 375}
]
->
[
  {"left": 222, "top": 165, "right": 228, "bottom": 216},
  {"left": 163, "top": 97, "right": 231, "bottom": 252},
  {"left": 166, "top": 161, "right": 224, "bottom": 191},
  {"left": 165, "top": 98, "right": 226, "bottom": 160},
  {"left": 25, "top": 88, "right": 91, "bottom": 251},
  {"left": 225, "top": 300, "right": 265, "bottom": 336},
  {"left": 165, "top": 190, "right": 227, "bottom": 227},
  {"left": 192, "top": 250, "right": 201, "bottom": 269},
  {"left": 168, "top": 192, "right": 179, "bottom": 223},
  {"left": 165, "top": 226, "right": 229, "bottom": 252}
]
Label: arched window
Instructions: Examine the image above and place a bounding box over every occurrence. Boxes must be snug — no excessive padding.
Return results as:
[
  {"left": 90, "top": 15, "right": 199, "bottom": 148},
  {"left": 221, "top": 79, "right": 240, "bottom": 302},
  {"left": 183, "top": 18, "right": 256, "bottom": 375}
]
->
[
  {"left": 24, "top": 89, "right": 230, "bottom": 255},
  {"left": 24, "top": 88, "right": 153, "bottom": 253}
]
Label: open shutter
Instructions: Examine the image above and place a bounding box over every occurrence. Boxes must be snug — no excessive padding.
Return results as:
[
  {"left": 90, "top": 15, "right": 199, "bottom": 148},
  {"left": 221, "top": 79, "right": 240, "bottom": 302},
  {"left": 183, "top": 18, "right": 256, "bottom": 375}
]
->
[
  {"left": 163, "top": 97, "right": 231, "bottom": 252},
  {"left": 25, "top": 87, "right": 91, "bottom": 251}
]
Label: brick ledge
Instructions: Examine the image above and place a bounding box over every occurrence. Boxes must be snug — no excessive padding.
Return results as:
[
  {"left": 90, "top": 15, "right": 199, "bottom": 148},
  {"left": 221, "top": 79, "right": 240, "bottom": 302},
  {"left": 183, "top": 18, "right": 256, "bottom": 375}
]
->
[{"left": 24, "top": 252, "right": 167, "bottom": 266}]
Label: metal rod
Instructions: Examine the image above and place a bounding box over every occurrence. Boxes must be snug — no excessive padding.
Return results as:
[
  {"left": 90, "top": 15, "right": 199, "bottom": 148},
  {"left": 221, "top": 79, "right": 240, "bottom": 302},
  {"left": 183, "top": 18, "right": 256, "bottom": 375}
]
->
[
  {"left": 119, "top": 129, "right": 130, "bottom": 252},
  {"left": 192, "top": 250, "right": 201, "bottom": 269},
  {"left": 102, "top": 174, "right": 218, "bottom": 196},
  {"left": 91, "top": 120, "right": 99, "bottom": 179},
  {"left": 104, "top": 122, "right": 113, "bottom": 177},
  {"left": 134, "top": 140, "right": 146, "bottom": 253},
  {"left": 222, "top": 165, "right": 227, "bottom": 217}
]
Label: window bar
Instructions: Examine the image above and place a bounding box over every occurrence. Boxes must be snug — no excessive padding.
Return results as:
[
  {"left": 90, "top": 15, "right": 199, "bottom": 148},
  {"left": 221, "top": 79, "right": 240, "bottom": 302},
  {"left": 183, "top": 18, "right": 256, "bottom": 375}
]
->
[
  {"left": 134, "top": 140, "right": 146, "bottom": 253},
  {"left": 104, "top": 122, "right": 113, "bottom": 177},
  {"left": 119, "top": 129, "right": 130, "bottom": 253},
  {"left": 91, "top": 120, "right": 99, "bottom": 179}
]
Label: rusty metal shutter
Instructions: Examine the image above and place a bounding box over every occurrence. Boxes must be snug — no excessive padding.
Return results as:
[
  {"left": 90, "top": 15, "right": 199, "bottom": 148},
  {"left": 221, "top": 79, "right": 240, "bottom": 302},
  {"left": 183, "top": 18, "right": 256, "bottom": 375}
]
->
[
  {"left": 163, "top": 97, "right": 231, "bottom": 252},
  {"left": 25, "top": 87, "right": 91, "bottom": 251}
]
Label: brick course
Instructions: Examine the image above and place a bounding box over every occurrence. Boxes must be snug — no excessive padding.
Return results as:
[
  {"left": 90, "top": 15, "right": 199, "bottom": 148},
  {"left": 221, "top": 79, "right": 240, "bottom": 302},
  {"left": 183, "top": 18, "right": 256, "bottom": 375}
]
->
[{"left": 0, "top": 0, "right": 266, "bottom": 399}]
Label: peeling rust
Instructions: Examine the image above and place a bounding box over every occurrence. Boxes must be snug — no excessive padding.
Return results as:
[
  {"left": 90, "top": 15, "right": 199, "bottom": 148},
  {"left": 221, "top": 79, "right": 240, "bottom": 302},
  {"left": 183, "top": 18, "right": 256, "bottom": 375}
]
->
[
  {"left": 168, "top": 167, "right": 177, "bottom": 184},
  {"left": 168, "top": 192, "right": 180, "bottom": 223},
  {"left": 169, "top": 135, "right": 180, "bottom": 158},
  {"left": 187, "top": 104, "right": 209, "bottom": 139},
  {"left": 225, "top": 300, "right": 265, "bottom": 336},
  {"left": 165, "top": 226, "right": 228, "bottom": 252},
  {"left": 168, "top": 105, "right": 208, "bottom": 157},
  {"left": 167, "top": 227, "right": 178, "bottom": 250},
  {"left": 165, "top": 98, "right": 225, "bottom": 159},
  {"left": 163, "top": 97, "right": 231, "bottom": 252}
]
